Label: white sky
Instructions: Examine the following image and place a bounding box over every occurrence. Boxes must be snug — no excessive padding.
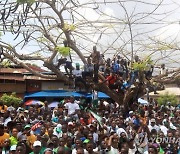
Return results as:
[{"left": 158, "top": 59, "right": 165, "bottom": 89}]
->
[{"left": 0, "top": 0, "right": 180, "bottom": 70}]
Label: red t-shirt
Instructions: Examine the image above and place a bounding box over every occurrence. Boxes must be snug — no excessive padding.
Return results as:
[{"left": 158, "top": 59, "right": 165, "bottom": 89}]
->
[{"left": 106, "top": 75, "right": 116, "bottom": 85}]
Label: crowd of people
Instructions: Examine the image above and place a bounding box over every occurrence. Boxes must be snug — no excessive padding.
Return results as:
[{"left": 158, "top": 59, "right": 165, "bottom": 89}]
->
[
  {"left": 55, "top": 43, "right": 159, "bottom": 94},
  {"left": 0, "top": 96, "right": 179, "bottom": 154}
]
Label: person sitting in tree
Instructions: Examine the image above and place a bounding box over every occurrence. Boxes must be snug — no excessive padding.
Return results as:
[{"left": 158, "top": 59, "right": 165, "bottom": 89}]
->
[
  {"left": 82, "top": 57, "right": 94, "bottom": 80},
  {"left": 73, "top": 63, "right": 88, "bottom": 91}
]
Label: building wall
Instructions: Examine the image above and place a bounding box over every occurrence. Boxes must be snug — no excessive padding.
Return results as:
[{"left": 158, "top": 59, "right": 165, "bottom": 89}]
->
[
  {"left": 26, "top": 80, "right": 41, "bottom": 92},
  {"left": 41, "top": 81, "right": 66, "bottom": 90},
  {"left": 0, "top": 83, "right": 26, "bottom": 93}
]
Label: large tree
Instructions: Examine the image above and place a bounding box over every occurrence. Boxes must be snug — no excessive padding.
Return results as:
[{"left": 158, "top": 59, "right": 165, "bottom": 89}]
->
[{"left": 0, "top": 0, "right": 179, "bottom": 109}]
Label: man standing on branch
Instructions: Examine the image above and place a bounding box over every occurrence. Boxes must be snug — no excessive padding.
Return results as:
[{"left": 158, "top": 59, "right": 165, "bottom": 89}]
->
[{"left": 90, "top": 46, "right": 100, "bottom": 83}]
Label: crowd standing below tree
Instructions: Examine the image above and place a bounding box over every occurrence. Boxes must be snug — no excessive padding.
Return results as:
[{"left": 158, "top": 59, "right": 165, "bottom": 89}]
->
[{"left": 0, "top": 96, "right": 179, "bottom": 154}]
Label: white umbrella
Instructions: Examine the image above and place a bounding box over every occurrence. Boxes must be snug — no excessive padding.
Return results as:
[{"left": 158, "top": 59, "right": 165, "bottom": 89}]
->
[
  {"left": 138, "top": 98, "right": 149, "bottom": 105},
  {"left": 48, "top": 101, "right": 59, "bottom": 108}
]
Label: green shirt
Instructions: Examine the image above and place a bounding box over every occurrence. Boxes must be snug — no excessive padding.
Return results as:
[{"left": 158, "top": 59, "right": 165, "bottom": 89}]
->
[
  {"left": 159, "top": 147, "right": 165, "bottom": 154},
  {"left": 9, "top": 136, "right": 18, "bottom": 146},
  {"left": 29, "top": 147, "right": 46, "bottom": 154},
  {"left": 40, "top": 146, "right": 46, "bottom": 154}
]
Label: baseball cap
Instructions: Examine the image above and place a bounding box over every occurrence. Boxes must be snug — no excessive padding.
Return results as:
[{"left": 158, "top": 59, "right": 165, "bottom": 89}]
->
[
  {"left": 10, "top": 145, "right": 17, "bottom": 151},
  {"left": 24, "top": 124, "right": 31, "bottom": 129},
  {"left": 76, "top": 63, "right": 80, "bottom": 66},
  {"left": 80, "top": 137, "right": 86, "bottom": 142},
  {"left": 129, "top": 111, "right": 133, "bottom": 114},
  {"left": 24, "top": 110, "right": 29, "bottom": 113},
  {"left": 33, "top": 141, "right": 41, "bottom": 147},
  {"left": 68, "top": 122, "right": 73, "bottom": 126},
  {"left": 150, "top": 119, "right": 156, "bottom": 123},
  {"left": 44, "top": 148, "right": 53, "bottom": 153}
]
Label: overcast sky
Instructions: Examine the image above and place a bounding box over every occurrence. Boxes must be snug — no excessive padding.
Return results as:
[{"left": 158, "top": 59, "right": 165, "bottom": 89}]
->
[{"left": 1, "top": 0, "right": 180, "bottom": 70}]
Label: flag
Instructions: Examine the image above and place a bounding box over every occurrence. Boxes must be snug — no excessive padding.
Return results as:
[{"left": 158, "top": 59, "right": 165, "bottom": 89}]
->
[
  {"left": 31, "top": 122, "right": 42, "bottom": 131},
  {"left": 88, "top": 110, "right": 102, "bottom": 126}
]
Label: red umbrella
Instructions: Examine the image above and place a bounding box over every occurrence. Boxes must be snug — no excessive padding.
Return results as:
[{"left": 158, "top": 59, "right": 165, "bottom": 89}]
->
[{"left": 24, "top": 100, "right": 44, "bottom": 106}]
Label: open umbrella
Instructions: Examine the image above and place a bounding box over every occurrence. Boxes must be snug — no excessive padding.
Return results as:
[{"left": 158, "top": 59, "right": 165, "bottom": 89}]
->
[
  {"left": 48, "top": 101, "right": 59, "bottom": 108},
  {"left": 24, "top": 100, "right": 44, "bottom": 106}
]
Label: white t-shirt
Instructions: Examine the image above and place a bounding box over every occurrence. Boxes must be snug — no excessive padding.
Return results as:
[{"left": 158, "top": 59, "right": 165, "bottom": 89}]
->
[
  {"left": 64, "top": 102, "right": 80, "bottom": 115},
  {"left": 159, "top": 125, "right": 168, "bottom": 136},
  {"left": 148, "top": 125, "right": 160, "bottom": 132},
  {"left": 93, "top": 132, "right": 98, "bottom": 143},
  {"left": 103, "top": 101, "right": 109, "bottom": 106},
  {"left": 128, "top": 144, "right": 137, "bottom": 154},
  {"left": 72, "top": 149, "right": 86, "bottom": 154},
  {"left": 108, "top": 146, "right": 119, "bottom": 154},
  {"left": 73, "top": 69, "right": 82, "bottom": 77},
  {"left": 160, "top": 68, "right": 167, "bottom": 75}
]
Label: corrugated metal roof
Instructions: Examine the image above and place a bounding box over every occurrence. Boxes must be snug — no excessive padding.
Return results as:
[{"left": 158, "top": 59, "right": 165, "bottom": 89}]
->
[
  {"left": 0, "top": 76, "right": 24, "bottom": 81},
  {"left": 0, "top": 65, "right": 46, "bottom": 73},
  {"left": 0, "top": 68, "right": 29, "bottom": 73},
  {"left": 23, "top": 75, "right": 56, "bottom": 81}
]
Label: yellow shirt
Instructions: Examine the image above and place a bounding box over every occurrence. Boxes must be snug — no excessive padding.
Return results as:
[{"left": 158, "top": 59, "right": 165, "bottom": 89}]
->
[
  {"left": 0, "top": 105, "right": 7, "bottom": 113},
  {"left": 0, "top": 133, "right": 10, "bottom": 147},
  {"left": 27, "top": 134, "right": 37, "bottom": 148}
]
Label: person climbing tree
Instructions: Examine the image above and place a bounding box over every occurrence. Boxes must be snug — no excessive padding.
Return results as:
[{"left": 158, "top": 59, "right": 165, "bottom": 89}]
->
[{"left": 56, "top": 40, "right": 74, "bottom": 76}]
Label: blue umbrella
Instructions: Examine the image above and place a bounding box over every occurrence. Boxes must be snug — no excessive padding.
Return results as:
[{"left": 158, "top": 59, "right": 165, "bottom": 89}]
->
[{"left": 48, "top": 101, "right": 59, "bottom": 108}]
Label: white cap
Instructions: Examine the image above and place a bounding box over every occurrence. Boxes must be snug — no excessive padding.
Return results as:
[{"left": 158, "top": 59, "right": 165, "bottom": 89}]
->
[
  {"left": 68, "top": 122, "right": 73, "bottom": 126},
  {"left": 24, "top": 110, "right": 29, "bottom": 113},
  {"left": 33, "top": 141, "right": 41, "bottom": 147},
  {"left": 10, "top": 145, "right": 17, "bottom": 151},
  {"left": 129, "top": 111, "right": 133, "bottom": 114},
  {"left": 57, "top": 124, "right": 62, "bottom": 128},
  {"left": 150, "top": 119, "right": 156, "bottom": 123}
]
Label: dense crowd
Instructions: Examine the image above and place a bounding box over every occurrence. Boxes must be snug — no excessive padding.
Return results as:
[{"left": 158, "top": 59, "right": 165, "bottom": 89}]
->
[
  {"left": 56, "top": 43, "right": 162, "bottom": 95},
  {"left": 0, "top": 96, "right": 179, "bottom": 154},
  {"left": 0, "top": 44, "right": 178, "bottom": 154}
]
